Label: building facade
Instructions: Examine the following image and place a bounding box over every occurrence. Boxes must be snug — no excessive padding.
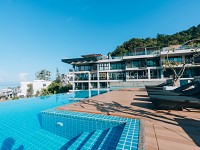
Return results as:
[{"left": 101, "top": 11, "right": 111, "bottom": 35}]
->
[
  {"left": 62, "top": 46, "right": 200, "bottom": 90},
  {"left": 17, "top": 80, "right": 52, "bottom": 97}
]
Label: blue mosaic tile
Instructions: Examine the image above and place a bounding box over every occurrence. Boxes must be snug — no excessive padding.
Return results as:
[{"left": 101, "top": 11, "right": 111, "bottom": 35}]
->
[{"left": 41, "top": 109, "right": 141, "bottom": 150}]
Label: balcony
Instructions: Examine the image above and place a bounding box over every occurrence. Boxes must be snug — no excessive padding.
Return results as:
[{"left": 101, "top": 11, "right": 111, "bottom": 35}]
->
[
  {"left": 74, "top": 73, "right": 89, "bottom": 81},
  {"left": 124, "top": 49, "right": 160, "bottom": 57},
  {"left": 74, "top": 65, "right": 97, "bottom": 72}
]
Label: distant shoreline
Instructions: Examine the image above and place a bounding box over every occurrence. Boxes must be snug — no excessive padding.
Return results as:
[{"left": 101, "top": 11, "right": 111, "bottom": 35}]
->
[{"left": 0, "top": 84, "right": 20, "bottom": 90}]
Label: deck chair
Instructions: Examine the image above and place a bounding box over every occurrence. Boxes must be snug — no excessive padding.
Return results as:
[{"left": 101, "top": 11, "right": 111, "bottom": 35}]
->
[
  {"left": 147, "top": 80, "right": 198, "bottom": 96},
  {"left": 149, "top": 94, "right": 200, "bottom": 110},
  {"left": 145, "top": 81, "right": 173, "bottom": 92}
]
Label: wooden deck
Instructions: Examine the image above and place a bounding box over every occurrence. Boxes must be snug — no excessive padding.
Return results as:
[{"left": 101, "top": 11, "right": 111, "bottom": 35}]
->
[{"left": 57, "top": 88, "right": 200, "bottom": 150}]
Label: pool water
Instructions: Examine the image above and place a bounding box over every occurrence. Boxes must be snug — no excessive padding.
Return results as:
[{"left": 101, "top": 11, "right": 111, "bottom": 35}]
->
[
  {"left": 0, "top": 94, "right": 76, "bottom": 150},
  {"left": 71, "top": 90, "right": 109, "bottom": 99},
  {"left": 0, "top": 90, "right": 140, "bottom": 150}
]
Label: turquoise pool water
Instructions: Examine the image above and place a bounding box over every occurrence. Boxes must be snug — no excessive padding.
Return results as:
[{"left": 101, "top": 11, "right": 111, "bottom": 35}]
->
[
  {"left": 72, "top": 90, "right": 109, "bottom": 99},
  {"left": 0, "top": 94, "right": 75, "bottom": 150},
  {"left": 0, "top": 90, "right": 140, "bottom": 150}
]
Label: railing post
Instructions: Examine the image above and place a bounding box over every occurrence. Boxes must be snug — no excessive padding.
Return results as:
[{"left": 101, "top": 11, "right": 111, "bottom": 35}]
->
[{"left": 145, "top": 47, "right": 147, "bottom": 55}]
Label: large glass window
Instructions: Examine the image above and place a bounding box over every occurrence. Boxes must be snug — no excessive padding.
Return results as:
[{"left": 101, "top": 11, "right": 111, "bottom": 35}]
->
[
  {"left": 185, "top": 55, "right": 193, "bottom": 63},
  {"left": 91, "top": 73, "right": 97, "bottom": 80},
  {"left": 132, "top": 60, "right": 139, "bottom": 68},
  {"left": 100, "top": 82, "right": 107, "bottom": 88},
  {"left": 147, "top": 58, "right": 160, "bottom": 67},
  {"left": 167, "top": 56, "right": 182, "bottom": 63},
  {"left": 127, "top": 70, "right": 148, "bottom": 79},
  {"left": 150, "top": 69, "right": 161, "bottom": 79},
  {"left": 109, "top": 72, "right": 125, "bottom": 80},
  {"left": 75, "top": 73, "right": 89, "bottom": 81},
  {"left": 75, "top": 65, "right": 91, "bottom": 71},
  {"left": 99, "top": 63, "right": 109, "bottom": 70},
  {"left": 110, "top": 63, "right": 123, "bottom": 70}
]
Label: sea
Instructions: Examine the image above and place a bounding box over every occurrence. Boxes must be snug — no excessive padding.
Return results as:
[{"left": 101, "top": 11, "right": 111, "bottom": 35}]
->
[{"left": 0, "top": 83, "right": 20, "bottom": 90}]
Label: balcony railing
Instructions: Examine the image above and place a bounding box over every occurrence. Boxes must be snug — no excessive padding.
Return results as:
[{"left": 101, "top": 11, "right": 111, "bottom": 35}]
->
[{"left": 124, "top": 49, "right": 160, "bottom": 57}]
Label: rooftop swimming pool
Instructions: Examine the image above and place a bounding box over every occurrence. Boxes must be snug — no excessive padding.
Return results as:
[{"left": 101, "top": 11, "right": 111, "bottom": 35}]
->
[
  {"left": 0, "top": 90, "right": 140, "bottom": 150},
  {"left": 70, "top": 90, "right": 109, "bottom": 99}
]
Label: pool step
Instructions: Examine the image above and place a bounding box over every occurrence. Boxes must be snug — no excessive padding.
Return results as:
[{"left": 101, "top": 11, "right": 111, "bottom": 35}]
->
[
  {"left": 67, "top": 132, "right": 94, "bottom": 150},
  {"left": 67, "top": 124, "right": 125, "bottom": 150},
  {"left": 97, "top": 124, "right": 125, "bottom": 150},
  {"left": 81, "top": 129, "right": 109, "bottom": 150}
]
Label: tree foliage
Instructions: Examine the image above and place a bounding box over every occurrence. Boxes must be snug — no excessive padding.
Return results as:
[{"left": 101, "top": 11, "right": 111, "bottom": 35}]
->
[
  {"left": 26, "top": 83, "right": 33, "bottom": 97},
  {"left": 58, "top": 83, "right": 72, "bottom": 93},
  {"left": 40, "top": 88, "right": 49, "bottom": 96},
  {"left": 39, "top": 82, "right": 72, "bottom": 96},
  {"left": 47, "top": 82, "right": 60, "bottom": 94},
  {"left": 163, "top": 47, "right": 200, "bottom": 86},
  {"left": 54, "top": 68, "right": 62, "bottom": 85},
  {"left": 35, "top": 69, "right": 51, "bottom": 81},
  {"left": 111, "top": 24, "right": 200, "bottom": 56}
]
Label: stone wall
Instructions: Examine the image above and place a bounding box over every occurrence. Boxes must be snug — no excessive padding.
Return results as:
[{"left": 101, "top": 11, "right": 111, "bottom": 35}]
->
[{"left": 110, "top": 80, "right": 166, "bottom": 88}]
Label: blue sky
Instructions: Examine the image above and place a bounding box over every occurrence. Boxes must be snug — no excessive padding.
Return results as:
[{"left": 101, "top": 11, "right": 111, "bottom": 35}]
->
[{"left": 0, "top": 0, "right": 200, "bottom": 85}]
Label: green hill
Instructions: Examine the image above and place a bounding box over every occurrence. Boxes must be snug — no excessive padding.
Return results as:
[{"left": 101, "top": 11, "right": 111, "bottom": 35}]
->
[{"left": 111, "top": 24, "right": 200, "bottom": 56}]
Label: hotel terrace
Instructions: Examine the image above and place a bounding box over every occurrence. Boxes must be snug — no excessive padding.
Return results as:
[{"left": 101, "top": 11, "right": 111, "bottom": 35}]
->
[{"left": 62, "top": 45, "right": 200, "bottom": 90}]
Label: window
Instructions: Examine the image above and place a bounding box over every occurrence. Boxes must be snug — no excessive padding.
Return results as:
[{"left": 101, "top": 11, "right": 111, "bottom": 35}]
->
[
  {"left": 75, "top": 65, "right": 91, "bottom": 71},
  {"left": 132, "top": 60, "right": 139, "bottom": 67},
  {"left": 43, "top": 84, "right": 46, "bottom": 87},
  {"left": 167, "top": 56, "right": 182, "bottom": 63},
  {"left": 99, "top": 63, "right": 109, "bottom": 70},
  {"left": 185, "top": 55, "right": 193, "bottom": 64},
  {"left": 109, "top": 72, "right": 125, "bottom": 80},
  {"left": 147, "top": 58, "right": 160, "bottom": 67},
  {"left": 110, "top": 63, "right": 122, "bottom": 70}
]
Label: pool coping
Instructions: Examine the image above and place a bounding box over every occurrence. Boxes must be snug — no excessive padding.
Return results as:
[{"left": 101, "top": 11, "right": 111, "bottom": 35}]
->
[{"left": 138, "top": 119, "right": 145, "bottom": 150}]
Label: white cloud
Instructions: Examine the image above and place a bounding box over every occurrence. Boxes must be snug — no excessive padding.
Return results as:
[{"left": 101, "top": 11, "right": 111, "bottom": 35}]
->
[{"left": 19, "top": 73, "right": 29, "bottom": 82}]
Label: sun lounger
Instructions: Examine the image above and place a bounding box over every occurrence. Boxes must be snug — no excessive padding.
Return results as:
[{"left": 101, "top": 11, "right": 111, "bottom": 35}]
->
[
  {"left": 150, "top": 94, "right": 200, "bottom": 110},
  {"left": 145, "top": 81, "right": 173, "bottom": 92},
  {"left": 147, "top": 81, "right": 199, "bottom": 96},
  {"left": 148, "top": 81, "right": 200, "bottom": 110},
  {"left": 145, "top": 81, "right": 173, "bottom": 88}
]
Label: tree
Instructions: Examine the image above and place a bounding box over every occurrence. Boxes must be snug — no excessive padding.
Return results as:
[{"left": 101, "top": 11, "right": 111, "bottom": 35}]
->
[
  {"left": 35, "top": 90, "right": 40, "bottom": 97},
  {"left": 35, "top": 70, "right": 51, "bottom": 81},
  {"left": 58, "top": 83, "right": 72, "bottom": 93},
  {"left": 27, "top": 83, "right": 33, "bottom": 97},
  {"left": 111, "top": 24, "right": 200, "bottom": 56},
  {"left": 163, "top": 47, "right": 199, "bottom": 86},
  {"left": 54, "top": 68, "right": 62, "bottom": 85},
  {"left": 47, "top": 82, "right": 60, "bottom": 94},
  {"left": 40, "top": 88, "right": 49, "bottom": 96}
]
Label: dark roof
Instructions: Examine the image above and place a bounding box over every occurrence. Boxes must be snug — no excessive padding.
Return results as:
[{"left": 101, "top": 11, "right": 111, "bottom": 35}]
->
[
  {"left": 61, "top": 57, "right": 100, "bottom": 64},
  {"left": 81, "top": 54, "right": 102, "bottom": 58}
]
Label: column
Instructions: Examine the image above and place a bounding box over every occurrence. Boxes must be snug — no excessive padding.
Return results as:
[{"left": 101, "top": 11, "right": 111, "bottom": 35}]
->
[
  {"left": 145, "top": 47, "right": 147, "bottom": 55},
  {"left": 148, "top": 68, "right": 151, "bottom": 79},
  {"left": 160, "top": 69, "right": 164, "bottom": 79},
  {"left": 107, "top": 72, "right": 109, "bottom": 89},
  {"left": 97, "top": 64, "right": 100, "bottom": 89},
  {"left": 88, "top": 72, "right": 91, "bottom": 90},
  {"left": 72, "top": 71, "right": 75, "bottom": 91}
]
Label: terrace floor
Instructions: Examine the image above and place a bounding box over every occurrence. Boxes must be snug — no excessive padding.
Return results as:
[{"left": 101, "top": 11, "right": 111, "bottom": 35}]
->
[{"left": 57, "top": 88, "right": 200, "bottom": 150}]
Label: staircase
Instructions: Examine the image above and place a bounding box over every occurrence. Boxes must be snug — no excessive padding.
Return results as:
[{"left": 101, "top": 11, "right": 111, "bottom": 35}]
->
[{"left": 60, "top": 124, "right": 125, "bottom": 150}]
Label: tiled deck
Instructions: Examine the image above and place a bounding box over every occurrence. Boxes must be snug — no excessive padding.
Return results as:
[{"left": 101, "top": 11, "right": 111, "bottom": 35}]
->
[{"left": 57, "top": 88, "right": 200, "bottom": 150}]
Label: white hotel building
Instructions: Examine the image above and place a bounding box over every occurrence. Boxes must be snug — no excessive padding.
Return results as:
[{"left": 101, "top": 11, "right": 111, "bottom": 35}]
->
[{"left": 62, "top": 46, "right": 200, "bottom": 90}]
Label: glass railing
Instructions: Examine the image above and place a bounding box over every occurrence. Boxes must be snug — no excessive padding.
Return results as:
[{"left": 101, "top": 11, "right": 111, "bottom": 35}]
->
[
  {"left": 162, "top": 46, "right": 200, "bottom": 51},
  {"left": 74, "top": 77, "right": 89, "bottom": 81},
  {"left": 124, "top": 50, "right": 160, "bottom": 56},
  {"left": 91, "top": 77, "right": 98, "bottom": 80}
]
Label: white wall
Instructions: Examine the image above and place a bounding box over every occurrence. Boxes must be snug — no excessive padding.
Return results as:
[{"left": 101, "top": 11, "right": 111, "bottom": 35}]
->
[{"left": 18, "top": 80, "right": 52, "bottom": 97}]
